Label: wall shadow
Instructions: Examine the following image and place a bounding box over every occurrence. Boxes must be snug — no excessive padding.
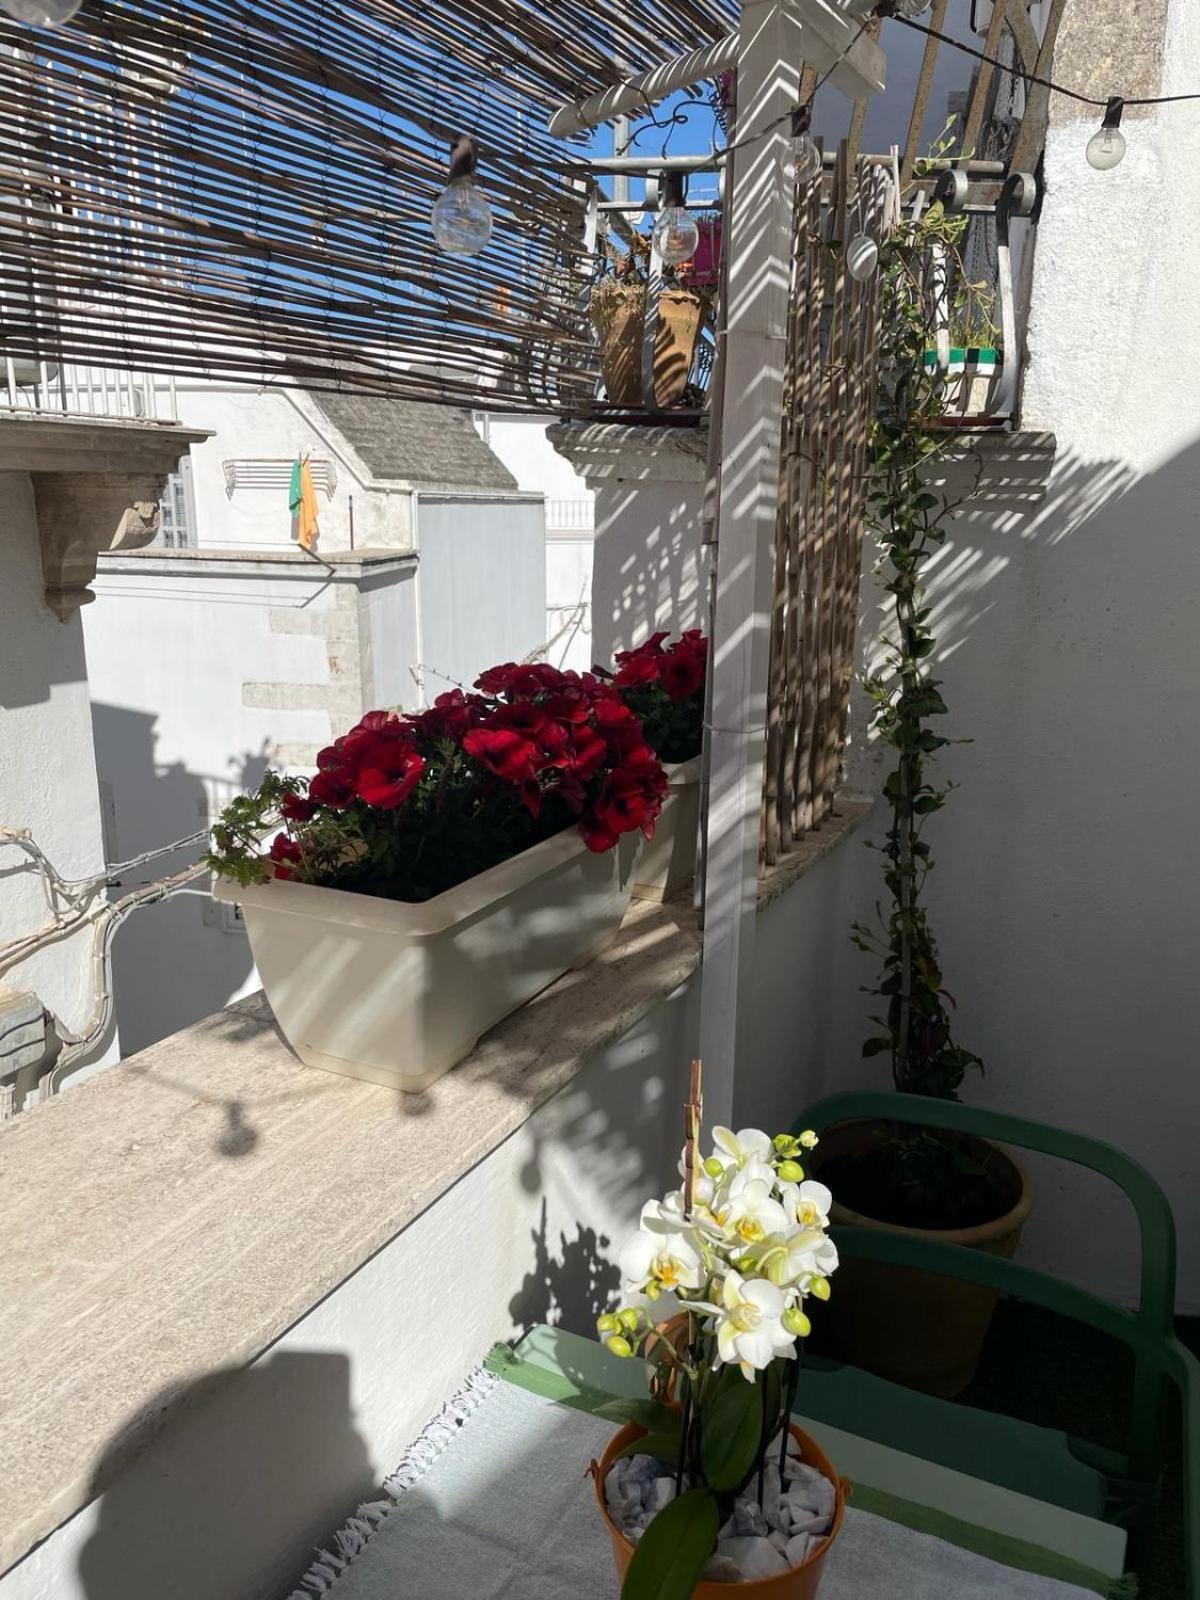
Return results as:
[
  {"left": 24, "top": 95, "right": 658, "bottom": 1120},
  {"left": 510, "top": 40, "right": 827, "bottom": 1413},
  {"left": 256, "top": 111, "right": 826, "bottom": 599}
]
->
[
  {"left": 73, "top": 1352, "right": 374, "bottom": 1600},
  {"left": 89, "top": 702, "right": 265, "bottom": 1059},
  {"left": 508, "top": 1196, "right": 620, "bottom": 1338}
]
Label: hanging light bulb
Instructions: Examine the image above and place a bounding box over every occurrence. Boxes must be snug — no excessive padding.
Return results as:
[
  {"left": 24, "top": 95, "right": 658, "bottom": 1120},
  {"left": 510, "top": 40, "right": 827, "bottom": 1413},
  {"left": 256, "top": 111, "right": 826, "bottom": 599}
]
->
[
  {"left": 0, "top": 0, "right": 82, "bottom": 24},
  {"left": 431, "top": 135, "right": 493, "bottom": 257},
  {"left": 890, "top": 0, "right": 934, "bottom": 17},
  {"left": 846, "top": 233, "right": 879, "bottom": 282},
  {"left": 651, "top": 172, "right": 700, "bottom": 267},
  {"left": 1086, "top": 96, "right": 1127, "bottom": 171},
  {"left": 788, "top": 105, "right": 822, "bottom": 186}
]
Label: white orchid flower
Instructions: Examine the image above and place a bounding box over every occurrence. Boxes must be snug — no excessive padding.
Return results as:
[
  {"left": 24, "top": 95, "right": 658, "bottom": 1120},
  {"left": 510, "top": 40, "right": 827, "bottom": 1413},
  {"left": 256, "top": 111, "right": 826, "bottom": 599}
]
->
[
  {"left": 709, "top": 1269, "right": 795, "bottom": 1379},
  {"left": 674, "top": 1147, "right": 716, "bottom": 1208},
  {"left": 714, "top": 1176, "right": 791, "bottom": 1247},
  {"left": 779, "top": 1179, "right": 834, "bottom": 1230},
  {"left": 619, "top": 1212, "right": 706, "bottom": 1295},
  {"left": 748, "top": 1224, "right": 840, "bottom": 1287},
  {"left": 711, "top": 1126, "right": 773, "bottom": 1173}
]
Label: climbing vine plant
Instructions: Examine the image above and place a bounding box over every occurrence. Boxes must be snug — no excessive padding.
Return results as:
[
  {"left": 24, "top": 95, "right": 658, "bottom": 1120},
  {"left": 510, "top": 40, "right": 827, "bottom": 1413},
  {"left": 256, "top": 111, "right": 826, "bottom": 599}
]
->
[{"left": 851, "top": 199, "right": 992, "bottom": 1217}]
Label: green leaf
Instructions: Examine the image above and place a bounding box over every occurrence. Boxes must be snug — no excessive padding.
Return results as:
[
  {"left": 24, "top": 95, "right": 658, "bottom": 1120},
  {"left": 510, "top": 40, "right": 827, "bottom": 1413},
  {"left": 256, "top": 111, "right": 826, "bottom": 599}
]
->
[
  {"left": 862, "top": 1036, "right": 892, "bottom": 1057},
  {"left": 699, "top": 1375, "right": 763, "bottom": 1492},
  {"left": 612, "top": 1432, "right": 680, "bottom": 1468},
  {"left": 596, "top": 1399, "right": 682, "bottom": 1435},
  {"left": 621, "top": 1489, "right": 719, "bottom": 1600}
]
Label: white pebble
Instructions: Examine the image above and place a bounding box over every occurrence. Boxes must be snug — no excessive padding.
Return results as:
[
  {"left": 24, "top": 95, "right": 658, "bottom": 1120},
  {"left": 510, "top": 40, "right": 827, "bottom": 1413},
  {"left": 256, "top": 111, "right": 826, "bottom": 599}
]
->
[
  {"left": 648, "top": 1477, "right": 677, "bottom": 1513},
  {"left": 702, "top": 1555, "right": 743, "bottom": 1582},
  {"left": 733, "top": 1500, "right": 768, "bottom": 1538},
  {"left": 790, "top": 1509, "right": 831, "bottom": 1536},
  {"left": 716, "top": 1536, "right": 790, "bottom": 1581},
  {"left": 785, "top": 1532, "right": 812, "bottom": 1565},
  {"left": 768, "top": 1530, "right": 790, "bottom": 1556}
]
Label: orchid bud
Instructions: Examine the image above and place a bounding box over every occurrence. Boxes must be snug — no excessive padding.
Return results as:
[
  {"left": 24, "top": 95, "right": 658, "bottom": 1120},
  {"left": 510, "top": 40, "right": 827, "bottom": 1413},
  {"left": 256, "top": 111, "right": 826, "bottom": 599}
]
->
[
  {"left": 773, "top": 1133, "right": 798, "bottom": 1154},
  {"left": 644, "top": 1280, "right": 662, "bottom": 1302},
  {"left": 617, "top": 1308, "right": 642, "bottom": 1334},
  {"left": 596, "top": 1312, "right": 619, "bottom": 1335},
  {"left": 767, "top": 1254, "right": 789, "bottom": 1287},
  {"left": 605, "top": 1334, "right": 634, "bottom": 1359},
  {"left": 703, "top": 1157, "right": 725, "bottom": 1179},
  {"left": 735, "top": 1253, "right": 758, "bottom": 1274},
  {"left": 797, "top": 1130, "right": 819, "bottom": 1150},
  {"left": 776, "top": 1160, "right": 805, "bottom": 1183},
  {"left": 782, "top": 1308, "right": 812, "bottom": 1339},
  {"left": 809, "top": 1276, "right": 831, "bottom": 1302}
]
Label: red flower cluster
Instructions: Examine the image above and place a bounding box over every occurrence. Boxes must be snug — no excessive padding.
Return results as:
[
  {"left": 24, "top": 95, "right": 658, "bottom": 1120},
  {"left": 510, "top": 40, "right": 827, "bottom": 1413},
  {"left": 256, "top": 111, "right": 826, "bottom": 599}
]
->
[
  {"left": 613, "top": 628, "right": 708, "bottom": 704},
  {"left": 309, "top": 709, "right": 426, "bottom": 813},
  {"left": 268, "top": 660, "right": 668, "bottom": 878}
]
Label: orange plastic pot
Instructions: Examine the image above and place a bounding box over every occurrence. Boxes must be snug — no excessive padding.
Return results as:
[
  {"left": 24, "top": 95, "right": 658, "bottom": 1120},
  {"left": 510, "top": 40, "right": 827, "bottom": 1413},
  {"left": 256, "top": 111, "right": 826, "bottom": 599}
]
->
[{"left": 592, "top": 1418, "right": 846, "bottom": 1599}]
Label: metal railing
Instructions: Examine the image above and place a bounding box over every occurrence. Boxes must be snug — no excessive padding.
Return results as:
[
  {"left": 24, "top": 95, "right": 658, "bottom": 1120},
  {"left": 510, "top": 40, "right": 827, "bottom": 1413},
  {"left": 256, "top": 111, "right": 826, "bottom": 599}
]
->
[
  {"left": 545, "top": 497, "right": 595, "bottom": 533},
  {"left": 1, "top": 357, "right": 177, "bottom": 423}
]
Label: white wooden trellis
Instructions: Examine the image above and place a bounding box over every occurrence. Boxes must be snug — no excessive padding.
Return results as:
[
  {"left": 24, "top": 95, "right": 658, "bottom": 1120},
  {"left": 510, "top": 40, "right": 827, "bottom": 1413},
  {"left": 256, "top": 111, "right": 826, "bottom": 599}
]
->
[{"left": 548, "top": 0, "right": 885, "bottom": 1125}]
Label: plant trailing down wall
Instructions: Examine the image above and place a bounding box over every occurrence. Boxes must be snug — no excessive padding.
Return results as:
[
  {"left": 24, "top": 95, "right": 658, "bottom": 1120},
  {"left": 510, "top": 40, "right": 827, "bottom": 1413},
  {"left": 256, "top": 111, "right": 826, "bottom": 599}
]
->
[{"left": 851, "top": 199, "right": 992, "bottom": 1222}]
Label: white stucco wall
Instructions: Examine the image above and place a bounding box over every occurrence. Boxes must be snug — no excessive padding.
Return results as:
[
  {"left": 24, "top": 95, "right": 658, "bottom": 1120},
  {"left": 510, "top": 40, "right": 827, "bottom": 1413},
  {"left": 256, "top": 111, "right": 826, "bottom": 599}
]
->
[
  {"left": 0, "top": 997, "right": 695, "bottom": 1600},
  {"left": 170, "top": 384, "right": 414, "bottom": 554},
  {"left": 483, "top": 415, "right": 596, "bottom": 671},
  {"left": 0, "top": 473, "right": 118, "bottom": 1085},
  {"left": 83, "top": 556, "right": 418, "bottom": 1055}
]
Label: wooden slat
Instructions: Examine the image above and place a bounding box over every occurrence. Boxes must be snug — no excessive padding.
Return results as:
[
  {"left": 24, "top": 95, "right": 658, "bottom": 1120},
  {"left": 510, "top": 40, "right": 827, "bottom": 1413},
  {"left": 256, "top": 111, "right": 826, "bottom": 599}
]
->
[
  {"left": 961, "top": 0, "right": 1010, "bottom": 158},
  {"left": 900, "top": 0, "right": 950, "bottom": 186}
]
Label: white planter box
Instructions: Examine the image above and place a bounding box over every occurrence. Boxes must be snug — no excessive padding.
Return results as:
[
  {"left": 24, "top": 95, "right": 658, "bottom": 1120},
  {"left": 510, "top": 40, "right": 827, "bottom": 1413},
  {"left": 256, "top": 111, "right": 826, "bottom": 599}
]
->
[
  {"left": 213, "top": 827, "right": 640, "bottom": 1092},
  {"left": 632, "top": 756, "right": 701, "bottom": 902}
]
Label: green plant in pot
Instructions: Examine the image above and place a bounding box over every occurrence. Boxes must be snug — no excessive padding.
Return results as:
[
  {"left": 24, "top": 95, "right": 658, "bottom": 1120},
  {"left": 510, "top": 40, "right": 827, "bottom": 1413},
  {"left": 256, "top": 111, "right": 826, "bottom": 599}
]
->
[{"left": 811, "top": 200, "right": 1033, "bottom": 1399}]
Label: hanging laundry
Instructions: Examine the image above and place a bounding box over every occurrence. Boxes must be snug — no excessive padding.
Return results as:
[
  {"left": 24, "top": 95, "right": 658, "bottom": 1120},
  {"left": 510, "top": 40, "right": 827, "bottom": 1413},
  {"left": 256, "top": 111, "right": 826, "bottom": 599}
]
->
[{"left": 289, "top": 455, "right": 320, "bottom": 550}]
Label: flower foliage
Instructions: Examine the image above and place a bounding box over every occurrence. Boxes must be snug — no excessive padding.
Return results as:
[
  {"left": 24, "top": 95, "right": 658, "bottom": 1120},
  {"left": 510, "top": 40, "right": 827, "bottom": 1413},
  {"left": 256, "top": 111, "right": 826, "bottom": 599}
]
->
[
  {"left": 596, "top": 1124, "right": 836, "bottom": 1596},
  {"left": 609, "top": 628, "right": 708, "bottom": 764},
  {"left": 207, "top": 661, "right": 668, "bottom": 903}
]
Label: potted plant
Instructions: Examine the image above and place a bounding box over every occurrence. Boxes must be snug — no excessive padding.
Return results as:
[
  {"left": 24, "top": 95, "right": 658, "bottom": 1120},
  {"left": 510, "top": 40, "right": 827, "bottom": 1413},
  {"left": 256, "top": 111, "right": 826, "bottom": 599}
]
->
[
  {"left": 207, "top": 662, "right": 668, "bottom": 1091},
  {"left": 810, "top": 201, "right": 1033, "bottom": 1397},
  {"left": 590, "top": 232, "right": 714, "bottom": 410},
  {"left": 607, "top": 628, "right": 707, "bottom": 900},
  {"left": 593, "top": 1093, "right": 844, "bottom": 1596}
]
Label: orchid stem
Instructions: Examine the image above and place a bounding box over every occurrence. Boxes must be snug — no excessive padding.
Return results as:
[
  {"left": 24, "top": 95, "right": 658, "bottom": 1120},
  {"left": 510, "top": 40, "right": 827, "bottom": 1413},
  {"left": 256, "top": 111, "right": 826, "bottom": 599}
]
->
[{"left": 778, "top": 1346, "right": 803, "bottom": 1491}]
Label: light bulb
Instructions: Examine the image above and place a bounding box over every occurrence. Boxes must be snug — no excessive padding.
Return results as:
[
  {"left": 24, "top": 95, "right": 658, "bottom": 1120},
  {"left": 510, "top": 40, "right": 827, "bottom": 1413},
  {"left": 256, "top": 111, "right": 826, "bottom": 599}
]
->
[
  {"left": 431, "top": 176, "right": 493, "bottom": 257},
  {"left": 790, "top": 131, "right": 822, "bottom": 185},
  {"left": 846, "top": 233, "right": 879, "bottom": 282},
  {"left": 0, "top": 0, "right": 82, "bottom": 24},
  {"left": 652, "top": 205, "right": 700, "bottom": 267},
  {"left": 1086, "top": 124, "right": 1126, "bottom": 171},
  {"left": 891, "top": 0, "right": 933, "bottom": 16}
]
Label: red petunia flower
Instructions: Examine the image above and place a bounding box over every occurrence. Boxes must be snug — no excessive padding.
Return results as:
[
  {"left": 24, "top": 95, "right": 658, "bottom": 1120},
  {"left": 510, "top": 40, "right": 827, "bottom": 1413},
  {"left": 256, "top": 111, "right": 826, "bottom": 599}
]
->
[
  {"left": 281, "top": 791, "right": 317, "bottom": 823},
  {"left": 309, "top": 769, "right": 355, "bottom": 809},
  {"left": 463, "top": 726, "right": 540, "bottom": 785},
  {"left": 661, "top": 649, "right": 706, "bottom": 702},
  {"left": 268, "top": 833, "right": 303, "bottom": 879},
  {"left": 355, "top": 739, "right": 425, "bottom": 810}
]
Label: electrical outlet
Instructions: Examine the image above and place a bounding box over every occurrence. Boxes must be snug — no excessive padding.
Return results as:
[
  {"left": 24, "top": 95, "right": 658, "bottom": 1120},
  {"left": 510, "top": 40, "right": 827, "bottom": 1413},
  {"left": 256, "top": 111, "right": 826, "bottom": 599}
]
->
[{"left": 0, "top": 989, "right": 49, "bottom": 1082}]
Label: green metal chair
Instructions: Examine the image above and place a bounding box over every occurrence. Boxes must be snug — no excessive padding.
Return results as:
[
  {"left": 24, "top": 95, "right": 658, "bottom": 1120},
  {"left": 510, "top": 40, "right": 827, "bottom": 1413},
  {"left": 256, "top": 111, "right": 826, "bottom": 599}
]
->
[{"left": 792, "top": 1091, "right": 1199, "bottom": 1595}]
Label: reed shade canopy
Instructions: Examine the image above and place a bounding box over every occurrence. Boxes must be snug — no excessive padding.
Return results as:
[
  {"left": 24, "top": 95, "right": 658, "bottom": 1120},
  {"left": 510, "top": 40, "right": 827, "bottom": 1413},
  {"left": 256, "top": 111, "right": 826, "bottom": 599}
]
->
[{"left": 0, "top": 0, "right": 736, "bottom": 413}]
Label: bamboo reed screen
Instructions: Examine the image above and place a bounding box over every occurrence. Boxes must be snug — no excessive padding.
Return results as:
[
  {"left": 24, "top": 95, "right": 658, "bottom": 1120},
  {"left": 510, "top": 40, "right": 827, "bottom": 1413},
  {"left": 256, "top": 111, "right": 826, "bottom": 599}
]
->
[
  {"left": 0, "top": 0, "right": 737, "bottom": 415},
  {"left": 762, "top": 149, "right": 893, "bottom": 863}
]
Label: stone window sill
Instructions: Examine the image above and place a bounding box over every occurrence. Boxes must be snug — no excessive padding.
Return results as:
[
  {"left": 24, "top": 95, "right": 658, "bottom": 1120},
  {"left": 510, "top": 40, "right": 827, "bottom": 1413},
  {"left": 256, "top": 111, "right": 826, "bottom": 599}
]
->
[{"left": 0, "top": 798, "right": 870, "bottom": 1572}]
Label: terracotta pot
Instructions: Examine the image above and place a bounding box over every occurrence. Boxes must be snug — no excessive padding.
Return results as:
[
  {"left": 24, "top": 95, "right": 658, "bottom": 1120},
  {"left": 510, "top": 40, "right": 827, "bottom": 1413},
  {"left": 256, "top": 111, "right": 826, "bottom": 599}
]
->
[
  {"left": 592, "top": 289, "right": 706, "bottom": 409},
  {"left": 593, "top": 1418, "right": 845, "bottom": 1598},
  {"left": 813, "top": 1119, "right": 1034, "bottom": 1398}
]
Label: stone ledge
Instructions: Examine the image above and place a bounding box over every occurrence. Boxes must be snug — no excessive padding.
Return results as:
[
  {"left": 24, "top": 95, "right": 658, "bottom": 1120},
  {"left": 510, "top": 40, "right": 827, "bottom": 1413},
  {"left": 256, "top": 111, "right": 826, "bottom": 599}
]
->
[
  {"left": 0, "top": 894, "right": 700, "bottom": 1576},
  {"left": 96, "top": 545, "right": 418, "bottom": 581},
  {"left": 0, "top": 792, "right": 876, "bottom": 1574},
  {"left": 756, "top": 798, "right": 875, "bottom": 912}
]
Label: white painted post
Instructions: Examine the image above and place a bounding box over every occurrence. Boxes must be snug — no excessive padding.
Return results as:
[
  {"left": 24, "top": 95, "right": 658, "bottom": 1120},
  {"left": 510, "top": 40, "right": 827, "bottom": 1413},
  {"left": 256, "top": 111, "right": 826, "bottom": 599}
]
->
[{"left": 698, "top": 0, "right": 804, "bottom": 1127}]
